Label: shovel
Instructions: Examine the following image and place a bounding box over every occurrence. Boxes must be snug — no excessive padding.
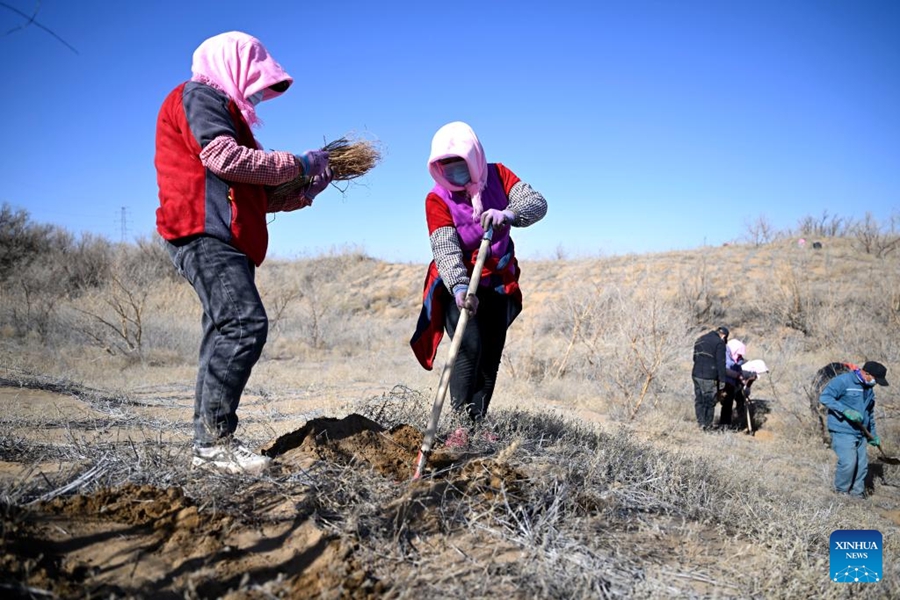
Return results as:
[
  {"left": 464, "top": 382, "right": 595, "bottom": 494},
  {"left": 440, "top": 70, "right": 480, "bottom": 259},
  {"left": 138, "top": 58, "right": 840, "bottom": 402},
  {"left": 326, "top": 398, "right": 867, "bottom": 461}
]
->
[
  {"left": 413, "top": 227, "right": 494, "bottom": 480},
  {"left": 859, "top": 423, "right": 900, "bottom": 465},
  {"left": 743, "top": 387, "right": 754, "bottom": 435}
]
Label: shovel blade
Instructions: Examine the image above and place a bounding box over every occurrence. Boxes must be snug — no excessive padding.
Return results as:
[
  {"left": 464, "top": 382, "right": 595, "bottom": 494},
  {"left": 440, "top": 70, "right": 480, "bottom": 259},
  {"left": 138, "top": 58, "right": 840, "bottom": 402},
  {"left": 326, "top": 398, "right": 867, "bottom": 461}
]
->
[
  {"left": 412, "top": 449, "right": 428, "bottom": 480},
  {"left": 878, "top": 452, "right": 900, "bottom": 465}
]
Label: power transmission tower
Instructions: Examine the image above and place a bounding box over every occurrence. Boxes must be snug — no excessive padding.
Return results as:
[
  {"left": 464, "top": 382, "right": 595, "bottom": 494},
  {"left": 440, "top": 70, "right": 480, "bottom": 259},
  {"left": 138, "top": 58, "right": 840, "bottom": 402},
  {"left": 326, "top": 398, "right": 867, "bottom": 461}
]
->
[{"left": 120, "top": 206, "right": 130, "bottom": 243}]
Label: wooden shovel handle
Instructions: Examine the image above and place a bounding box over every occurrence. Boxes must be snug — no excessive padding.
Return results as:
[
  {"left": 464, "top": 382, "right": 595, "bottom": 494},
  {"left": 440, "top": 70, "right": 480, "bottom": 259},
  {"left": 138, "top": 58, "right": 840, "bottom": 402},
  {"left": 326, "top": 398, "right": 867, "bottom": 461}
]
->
[{"left": 413, "top": 228, "right": 494, "bottom": 480}]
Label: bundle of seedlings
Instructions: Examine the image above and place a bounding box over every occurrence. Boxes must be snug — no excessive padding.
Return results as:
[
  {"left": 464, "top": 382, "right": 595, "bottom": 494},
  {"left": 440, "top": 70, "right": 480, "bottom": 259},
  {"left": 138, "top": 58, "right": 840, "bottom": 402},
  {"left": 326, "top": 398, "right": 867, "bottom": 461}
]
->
[{"left": 271, "top": 134, "right": 382, "bottom": 202}]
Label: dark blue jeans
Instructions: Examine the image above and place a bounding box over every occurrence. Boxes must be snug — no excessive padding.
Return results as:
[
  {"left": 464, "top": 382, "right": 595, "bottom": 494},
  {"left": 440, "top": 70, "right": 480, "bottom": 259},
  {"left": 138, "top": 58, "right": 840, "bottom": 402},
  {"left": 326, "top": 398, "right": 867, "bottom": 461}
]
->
[
  {"left": 443, "top": 289, "right": 511, "bottom": 422},
  {"left": 167, "top": 236, "right": 268, "bottom": 445}
]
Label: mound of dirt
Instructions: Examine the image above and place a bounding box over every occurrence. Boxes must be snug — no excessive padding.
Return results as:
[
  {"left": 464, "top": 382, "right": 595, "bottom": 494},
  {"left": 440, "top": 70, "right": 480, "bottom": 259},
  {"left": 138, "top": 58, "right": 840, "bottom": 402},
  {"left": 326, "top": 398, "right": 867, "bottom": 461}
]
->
[
  {"left": 262, "top": 413, "right": 424, "bottom": 480},
  {"left": 1, "top": 413, "right": 527, "bottom": 598},
  {"left": 262, "top": 413, "right": 471, "bottom": 481}
]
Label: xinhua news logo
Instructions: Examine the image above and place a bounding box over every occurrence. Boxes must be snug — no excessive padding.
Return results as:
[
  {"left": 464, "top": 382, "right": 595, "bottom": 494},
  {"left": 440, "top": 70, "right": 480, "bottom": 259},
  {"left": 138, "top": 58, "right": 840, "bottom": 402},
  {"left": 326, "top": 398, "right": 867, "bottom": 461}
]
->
[{"left": 830, "top": 530, "right": 882, "bottom": 583}]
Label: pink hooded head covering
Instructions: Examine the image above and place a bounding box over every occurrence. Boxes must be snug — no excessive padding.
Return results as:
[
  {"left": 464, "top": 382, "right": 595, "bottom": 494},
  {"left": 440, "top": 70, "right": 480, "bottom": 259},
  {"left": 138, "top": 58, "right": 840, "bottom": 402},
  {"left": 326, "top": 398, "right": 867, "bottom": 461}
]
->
[
  {"left": 190, "top": 31, "right": 293, "bottom": 128},
  {"left": 726, "top": 339, "right": 746, "bottom": 362},
  {"left": 428, "top": 121, "right": 488, "bottom": 221}
]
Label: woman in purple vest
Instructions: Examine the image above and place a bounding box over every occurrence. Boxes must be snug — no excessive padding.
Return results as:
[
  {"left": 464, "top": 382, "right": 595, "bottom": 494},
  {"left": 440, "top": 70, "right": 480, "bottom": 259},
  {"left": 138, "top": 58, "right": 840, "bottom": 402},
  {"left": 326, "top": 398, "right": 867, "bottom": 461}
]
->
[{"left": 410, "top": 122, "right": 548, "bottom": 446}]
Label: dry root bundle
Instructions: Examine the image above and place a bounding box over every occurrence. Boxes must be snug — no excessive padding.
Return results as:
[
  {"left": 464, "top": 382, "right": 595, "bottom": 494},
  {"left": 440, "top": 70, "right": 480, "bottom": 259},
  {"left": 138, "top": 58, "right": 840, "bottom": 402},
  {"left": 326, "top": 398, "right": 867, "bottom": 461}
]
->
[{"left": 271, "top": 134, "right": 382, "bottom": 201}]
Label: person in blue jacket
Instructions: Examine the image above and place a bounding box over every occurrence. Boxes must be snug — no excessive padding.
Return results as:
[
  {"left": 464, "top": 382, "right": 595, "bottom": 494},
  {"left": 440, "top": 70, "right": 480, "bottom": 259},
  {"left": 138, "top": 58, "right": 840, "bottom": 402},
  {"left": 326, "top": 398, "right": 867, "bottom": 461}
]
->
[{"left": 819, "top": 361, "right": 889, "bottom": 498}]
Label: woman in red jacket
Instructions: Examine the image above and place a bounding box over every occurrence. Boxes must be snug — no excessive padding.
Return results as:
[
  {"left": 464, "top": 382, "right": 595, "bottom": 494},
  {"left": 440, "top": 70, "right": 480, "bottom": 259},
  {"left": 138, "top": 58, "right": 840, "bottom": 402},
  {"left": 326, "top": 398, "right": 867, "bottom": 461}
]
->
[{"left": 155, "top": 31, "right": 332, "bottom": 474}]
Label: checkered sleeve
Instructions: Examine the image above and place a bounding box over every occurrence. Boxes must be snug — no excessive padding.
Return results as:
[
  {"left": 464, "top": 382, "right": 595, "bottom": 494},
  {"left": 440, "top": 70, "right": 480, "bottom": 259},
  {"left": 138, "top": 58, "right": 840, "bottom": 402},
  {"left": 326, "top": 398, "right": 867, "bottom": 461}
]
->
[
  {"left": 429, "top": 226, "right": 468, "bottom": 292},
  {"left": 200, "top": 135, "right": 301, "bottom": 186},
  {"left": 507, "top": 181, "right": 547, "bottom": 227}
]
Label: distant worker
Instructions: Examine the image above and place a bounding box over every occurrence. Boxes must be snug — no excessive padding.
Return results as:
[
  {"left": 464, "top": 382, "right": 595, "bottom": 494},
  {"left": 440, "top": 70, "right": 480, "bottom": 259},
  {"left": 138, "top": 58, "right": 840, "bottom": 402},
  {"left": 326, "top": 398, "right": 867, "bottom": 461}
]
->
[
  {"left": 819, "top": 361, "right": 889, "bottom": 498},
  {"left": 691, "top": 326, "right": 734, "bottom": 430},
  {"left": 720, "top": 338, "right": 756, "bottom": 430}
]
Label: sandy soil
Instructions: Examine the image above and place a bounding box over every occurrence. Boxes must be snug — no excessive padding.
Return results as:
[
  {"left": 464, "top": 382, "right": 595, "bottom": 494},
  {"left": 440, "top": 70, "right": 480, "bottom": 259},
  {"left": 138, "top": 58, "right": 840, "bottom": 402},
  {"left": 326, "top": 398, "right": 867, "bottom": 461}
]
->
[
  {"left": 3, "top": 381, "right": 900, "bottom": 599},
  {"left": 0, "top": 385, "right": 536, "bottom": 598}
]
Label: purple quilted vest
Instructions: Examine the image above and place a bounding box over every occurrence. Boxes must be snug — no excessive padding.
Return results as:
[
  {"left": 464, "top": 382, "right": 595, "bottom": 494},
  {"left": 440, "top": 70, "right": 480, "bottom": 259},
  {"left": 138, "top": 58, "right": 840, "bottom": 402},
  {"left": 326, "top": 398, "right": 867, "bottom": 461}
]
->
[{"left": 430, "top": 164, "right": 510, "bottom": 259}]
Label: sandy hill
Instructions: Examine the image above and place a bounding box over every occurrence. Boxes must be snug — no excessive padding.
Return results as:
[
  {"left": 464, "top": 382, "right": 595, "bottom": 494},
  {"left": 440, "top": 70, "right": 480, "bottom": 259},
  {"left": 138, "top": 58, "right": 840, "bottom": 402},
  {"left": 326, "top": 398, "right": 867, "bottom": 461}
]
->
[{"left": 0, "top": 236, "right": 898, "bottom": 598}]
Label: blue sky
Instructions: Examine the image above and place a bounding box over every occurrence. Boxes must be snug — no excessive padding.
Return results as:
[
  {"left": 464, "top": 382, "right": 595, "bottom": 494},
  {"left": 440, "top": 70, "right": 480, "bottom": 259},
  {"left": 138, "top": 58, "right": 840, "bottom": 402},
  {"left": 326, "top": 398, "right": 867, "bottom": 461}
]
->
[{"left": 1, "top": 0, "right": 898, "bottom": 263}]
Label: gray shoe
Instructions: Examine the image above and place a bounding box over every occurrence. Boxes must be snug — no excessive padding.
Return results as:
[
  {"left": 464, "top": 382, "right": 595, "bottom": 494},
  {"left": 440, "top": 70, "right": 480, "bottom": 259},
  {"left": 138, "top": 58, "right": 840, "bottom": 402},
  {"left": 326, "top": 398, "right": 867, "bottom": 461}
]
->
[{"left": 192, "top": 439, "right": 272, "bottom": 475}]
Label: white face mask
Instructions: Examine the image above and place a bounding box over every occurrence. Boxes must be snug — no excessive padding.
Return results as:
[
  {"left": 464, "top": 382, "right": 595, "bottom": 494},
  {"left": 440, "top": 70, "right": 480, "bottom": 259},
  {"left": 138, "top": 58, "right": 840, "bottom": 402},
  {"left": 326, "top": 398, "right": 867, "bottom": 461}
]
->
[
  {"left": 442, "top": 161, "right": 471, "bottom": 186},
  {"left": 248, "top": 91, "right": 264, "bottom": 106},
  {"left": 856, "top": 370, "right": 877, "bottom": 387}
]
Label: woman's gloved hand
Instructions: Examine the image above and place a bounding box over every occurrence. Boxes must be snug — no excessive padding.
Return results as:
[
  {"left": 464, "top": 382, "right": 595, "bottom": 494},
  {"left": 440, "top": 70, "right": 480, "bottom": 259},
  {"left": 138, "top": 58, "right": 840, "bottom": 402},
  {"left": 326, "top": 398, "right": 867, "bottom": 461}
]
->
[
  {"left": 295, "top": 149, "right": 330, "bottom": 178},
  {"left": 480, "top": 209, "right": 515, "bottom": 230},
  {"left": 453, "top": 285, "right": 478, "bottom": 315},
  {"left": 304, "top": 166, "right": 333, "bottom": 200}
]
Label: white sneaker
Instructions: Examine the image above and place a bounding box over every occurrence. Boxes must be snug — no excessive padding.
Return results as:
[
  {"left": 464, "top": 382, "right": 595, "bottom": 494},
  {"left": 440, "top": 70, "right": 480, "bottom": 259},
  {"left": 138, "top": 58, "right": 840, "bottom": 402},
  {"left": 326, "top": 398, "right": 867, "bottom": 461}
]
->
[{"left": 192, "top": 439, "right": 272, "bottom": 475}]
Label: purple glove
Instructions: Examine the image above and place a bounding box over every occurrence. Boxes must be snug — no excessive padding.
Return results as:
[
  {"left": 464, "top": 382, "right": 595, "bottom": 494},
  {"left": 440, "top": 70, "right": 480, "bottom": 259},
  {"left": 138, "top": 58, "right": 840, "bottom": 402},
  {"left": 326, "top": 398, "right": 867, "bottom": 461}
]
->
[
  {"left": 480, "top": 208, "right": 515, "bottom": 230},
  {"left": 453, "top": 285, "right": 479, "bottom": 315},
  {"left": 305, "top": 165, "right": 333, "bottom": 200},
  {"left": 295, "top": 149, "right": 330, "bottom": 178}
]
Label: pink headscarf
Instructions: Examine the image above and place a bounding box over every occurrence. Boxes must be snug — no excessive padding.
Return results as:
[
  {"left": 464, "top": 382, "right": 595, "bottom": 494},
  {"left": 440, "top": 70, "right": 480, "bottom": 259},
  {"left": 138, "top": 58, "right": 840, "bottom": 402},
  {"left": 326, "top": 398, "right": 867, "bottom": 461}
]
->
[
  {"left": 727, "top": 339, "right": 746, "bottom": 362},
  {"left": 428, "top": 122, "right": 488, "bottom": 221},
  {"left": 190, "top": 31, "right": 292, "bottom": 128}
]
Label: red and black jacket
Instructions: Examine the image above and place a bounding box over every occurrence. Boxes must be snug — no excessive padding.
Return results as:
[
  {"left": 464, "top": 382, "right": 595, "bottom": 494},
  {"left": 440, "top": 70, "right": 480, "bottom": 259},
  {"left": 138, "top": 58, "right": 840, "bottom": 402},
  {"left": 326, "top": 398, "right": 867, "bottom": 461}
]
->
[{"left": 155, "top": 82, "right": 269, "bottom": 266}]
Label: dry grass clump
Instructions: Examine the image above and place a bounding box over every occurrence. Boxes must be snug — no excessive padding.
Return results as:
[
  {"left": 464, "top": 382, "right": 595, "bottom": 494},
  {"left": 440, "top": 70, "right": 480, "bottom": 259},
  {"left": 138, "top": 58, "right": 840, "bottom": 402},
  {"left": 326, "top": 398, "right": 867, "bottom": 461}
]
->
[
  {"left": 354, "top": 395, "right": 900, "bottom": 598},
  {"left": 2, "top": 380, "right": 899, "bottom": 598},
  {"left": 270, "top": 133, "right": 383, "bottom": 202}
]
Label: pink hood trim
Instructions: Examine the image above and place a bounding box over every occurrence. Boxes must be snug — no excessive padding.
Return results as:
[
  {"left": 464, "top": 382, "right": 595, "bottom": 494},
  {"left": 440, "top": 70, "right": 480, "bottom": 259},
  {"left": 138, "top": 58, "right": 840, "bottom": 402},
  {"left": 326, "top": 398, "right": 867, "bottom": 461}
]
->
[
  {"left": 428, "top": 122, "right": 488, "bottom": 221},
  {"left": 726, "top": 339, "right": 746, "bottom": 362},
  {"left": 190, "top": 31, "right": 292, "bottom": 128}
]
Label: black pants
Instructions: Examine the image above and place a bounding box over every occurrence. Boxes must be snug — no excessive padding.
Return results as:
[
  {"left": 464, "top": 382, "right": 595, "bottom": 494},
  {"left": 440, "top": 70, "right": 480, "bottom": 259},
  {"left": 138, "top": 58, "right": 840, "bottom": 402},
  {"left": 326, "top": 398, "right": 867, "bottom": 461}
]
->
[
  {"left": 719, "top": 382, "right": 746, "bottom": 428},
  {"left": 692, "top": 377, "right": 718, "bottom": 429},
  {"left": 443, "top": 289, "right": 512, "bottom": 422}
]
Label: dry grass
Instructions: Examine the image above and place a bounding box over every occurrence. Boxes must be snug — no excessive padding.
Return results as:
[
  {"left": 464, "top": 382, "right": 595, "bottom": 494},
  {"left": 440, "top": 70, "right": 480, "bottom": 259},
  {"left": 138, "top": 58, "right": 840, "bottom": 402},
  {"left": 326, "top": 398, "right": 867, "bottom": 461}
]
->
[
  {"left": 2, "top": 383, "right": 897, "bottom": 597},
  {"left": 270, "top": 134, "right": 383, "bottom": 202},
  {"left": 1, "top": 234, "right": 899, "bottom": 597}
]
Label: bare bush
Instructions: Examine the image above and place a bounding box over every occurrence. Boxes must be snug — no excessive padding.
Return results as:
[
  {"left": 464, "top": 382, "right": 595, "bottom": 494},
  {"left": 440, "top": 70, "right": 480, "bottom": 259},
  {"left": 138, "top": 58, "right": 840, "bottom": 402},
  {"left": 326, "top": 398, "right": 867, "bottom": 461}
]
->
[
  {"left": 257, "top": 259, "right": 356, "bottom": 353},
  {"left": 0, "top": 203, "right": 58, "bottom": 282},
  {"left": 891, "top": 275, "right": 900, "bottom": 330},
  {"left": 603, "top": 291, "right": 690, "bottom": 418},
  {"left": 540, "top": 283, "right": 689, "bottom": 418},
  {"left": 675, "top": 258, "right": 727, "bottom": 326},
  {"left": 12, "top": 265, "right": 67, "bottom": 343},
  {"left": 776, "top": 264, "right": 812, "bottom": 334},
  {"left": 131, "top": 234, "right": 180, "bottom": 284},
  {"left": 257, "top": 269, "right": 302, "bottom": 344},
  {"left": 1, "top": 232, "right": 73, "bottom": 343},
  {"left": 852, "top": 211, "right": 900, "bottom": 257},
  {"left": 502, "top": 325, "right": 556, "bottom": 384},
  {"left": 295, "top": 271, "right": 330, "bottom": 350},
  {"left": 743, "top": 260, "right": 821, "bottom": 336},
  {"left": 60, "top": 233, "right": 114, "bottom": 295},
  {"left": 0, "top": 207, "right": 121, "bottom": 343},
  {"left": 796, "top": 210, "right": 850, "bottom": 238},
  {"left": 71, "top": 277, "right": 146, "bottom": 358},
  {"left": 68, "top": 251, "right": 160, "bottom": 359},
  {"left": 744, "top": 213, "right": 776, "bottom": 247},
  {"left": 548, "top": 282, "right": 609, "bottom": 378}
]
